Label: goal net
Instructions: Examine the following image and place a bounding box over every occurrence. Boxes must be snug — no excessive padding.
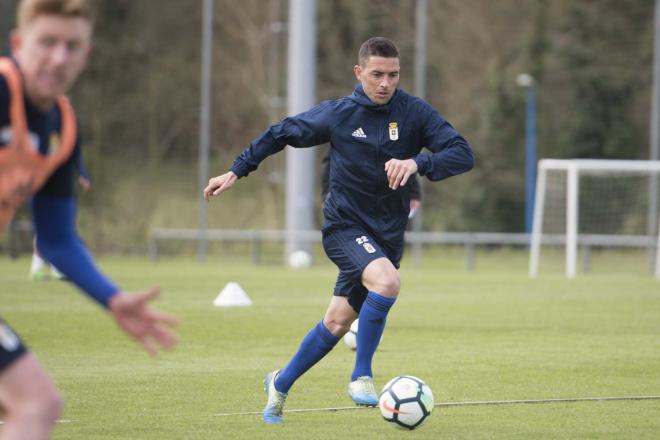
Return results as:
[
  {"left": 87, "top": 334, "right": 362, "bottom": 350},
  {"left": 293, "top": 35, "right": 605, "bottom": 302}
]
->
[{"left": 528, "top": 159, "right": 660, "bottom": 278}]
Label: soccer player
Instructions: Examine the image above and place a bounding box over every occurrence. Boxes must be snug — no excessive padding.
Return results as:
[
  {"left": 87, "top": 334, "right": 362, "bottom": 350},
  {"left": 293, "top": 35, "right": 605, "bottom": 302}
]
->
[
  {"left": 0, "top": 1, "right": 178, "bottom": 438},
  {"left": 204, "top": 37, "right": 474, "bottom": 424}
]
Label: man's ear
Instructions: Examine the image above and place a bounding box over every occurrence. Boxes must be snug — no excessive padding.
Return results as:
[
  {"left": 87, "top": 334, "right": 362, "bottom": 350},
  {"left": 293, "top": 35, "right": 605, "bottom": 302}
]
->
[
  {"left": 353, "top": 64, "right": 362, "bottom": 81},
  {"left": 10, "top": 30, "right": 22, "bottom": 57}
]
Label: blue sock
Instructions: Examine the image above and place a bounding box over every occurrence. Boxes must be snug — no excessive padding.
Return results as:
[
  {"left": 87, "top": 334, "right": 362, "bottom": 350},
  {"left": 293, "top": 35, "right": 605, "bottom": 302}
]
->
[
  {"left": 274, "top": 321, "right": 339, "bottom": 393},
  {"left": 352, "top": 291, "right": 396, "bottom": 381}
]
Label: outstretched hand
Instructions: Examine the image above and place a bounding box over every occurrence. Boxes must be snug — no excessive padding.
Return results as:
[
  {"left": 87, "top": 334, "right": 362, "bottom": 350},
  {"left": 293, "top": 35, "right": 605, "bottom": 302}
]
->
[
  {"left": 203, "top": 171, "right": 238, "bottom": 201},
  {"left": 384, "top": 158, "right": 418, "bottom": 190},
  {"left": 108, "top": 287, "right": 178, "bottom": 356},
  {"left": 78, "top": 176, "right": 91, "bottom": 191}
]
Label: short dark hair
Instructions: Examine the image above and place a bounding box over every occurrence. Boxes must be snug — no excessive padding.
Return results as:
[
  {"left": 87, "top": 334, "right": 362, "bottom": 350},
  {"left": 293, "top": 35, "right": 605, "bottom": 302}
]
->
[{"left": 358, "top": 37, "right": 399, "bottom": 66}]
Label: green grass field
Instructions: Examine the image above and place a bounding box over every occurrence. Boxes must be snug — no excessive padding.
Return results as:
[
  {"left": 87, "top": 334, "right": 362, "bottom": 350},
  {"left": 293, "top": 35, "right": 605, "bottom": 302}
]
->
[{"left": 1, "top": 252, "right": 660, "bottom": 439}]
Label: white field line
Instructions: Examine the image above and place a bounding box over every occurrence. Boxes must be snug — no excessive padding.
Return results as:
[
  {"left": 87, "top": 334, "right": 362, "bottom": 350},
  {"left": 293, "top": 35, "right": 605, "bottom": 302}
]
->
[
  {"left": 213, "top": 395, "right": 660, "bottom": 417},
  {"left": 0, "top": 419, "right": 76, "bottom": 425},
  {"left": 3, "top": 397, "right": 657, "bottom": 424}
]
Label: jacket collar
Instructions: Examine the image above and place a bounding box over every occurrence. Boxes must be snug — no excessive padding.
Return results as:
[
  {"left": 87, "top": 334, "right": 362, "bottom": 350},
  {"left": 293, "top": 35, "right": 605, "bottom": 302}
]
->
[{"left": 349, "top": 84, "right": 400, "bottom": 112}]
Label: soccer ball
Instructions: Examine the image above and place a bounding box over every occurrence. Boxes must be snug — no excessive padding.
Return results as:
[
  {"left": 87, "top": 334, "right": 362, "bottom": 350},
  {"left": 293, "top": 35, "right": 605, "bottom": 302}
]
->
[
  {"left": 379, "top": 376, "right": 434, "bottom": 430},
  {"left": 343, "top": 319, "right": 359, "bottom": 350},
  {"left": 342, "top": 318, "right": 383, "bottom": 350},
  {"left": 288, "top": 250, "right": 312, "bottom": 269}
]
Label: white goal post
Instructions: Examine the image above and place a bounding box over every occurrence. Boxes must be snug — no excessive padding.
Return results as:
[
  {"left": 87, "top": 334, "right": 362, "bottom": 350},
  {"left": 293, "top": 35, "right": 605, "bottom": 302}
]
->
[{"left": 529, "top": 159, "right": 660, "bottom": 278}]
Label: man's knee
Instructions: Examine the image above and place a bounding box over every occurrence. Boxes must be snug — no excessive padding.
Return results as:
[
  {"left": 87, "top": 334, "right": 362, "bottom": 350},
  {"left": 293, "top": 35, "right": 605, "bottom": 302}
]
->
[
  {"left": 373, "top": 274, "right": 400, "bottom": 297},
  {"left": 323, "top": 296, "right": 359, "bottom": 337},
  {"left": 22, "top": 388, "right": 63, "bottom": 425},
  {"left": 362, "top": 259, "right": 400, "bottom": 297},
  {"left": 322, "top": 317, "right": 353, "bottom": 337},
  {"left": 40, "top": 387, "right": 63, "bottom": 423},
  {"left": 0, "top": 354, "right": 63, "bottom": 426}
]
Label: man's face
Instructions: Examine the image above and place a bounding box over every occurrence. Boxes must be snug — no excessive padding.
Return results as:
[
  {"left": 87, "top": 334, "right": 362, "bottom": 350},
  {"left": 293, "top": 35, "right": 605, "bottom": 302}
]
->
[
  {"left": 12, "top": 15, "right": 92, "bottom": 110},
  {"left": 354, "top": 56, "right": 400, "bottom": 105}
]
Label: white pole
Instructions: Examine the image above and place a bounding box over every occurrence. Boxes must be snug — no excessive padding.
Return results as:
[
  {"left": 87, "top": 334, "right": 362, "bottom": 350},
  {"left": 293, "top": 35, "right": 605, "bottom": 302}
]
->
[
  {"left": 197, "top": 0, "right": 213, "bottom": 261},
  {"left": 566, "top": 164, "right": 579, "bottom": 279},
  {"left": 529, "top": 162, "right": 547, "bottom": 277},
  {"left": 414, "top": 0, "right": 428, "bottom": 100},
  {"left": 285, "top": 0, "right": 317, "bottom": 259},
  {"left": 655, "top": 217, "right": 660, "bottom": 278},
  {"left": 411, "top": 0, "right": 428, "bottom": 268},
  {"left": 648, "top": 0, "right": 660, "bottom": 272}
]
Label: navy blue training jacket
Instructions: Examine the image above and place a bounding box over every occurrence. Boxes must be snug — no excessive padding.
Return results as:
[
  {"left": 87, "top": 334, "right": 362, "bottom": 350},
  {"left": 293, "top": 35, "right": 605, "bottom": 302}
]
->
[{"left": 231, "top": 84, "right": 474, "bottom": 245}]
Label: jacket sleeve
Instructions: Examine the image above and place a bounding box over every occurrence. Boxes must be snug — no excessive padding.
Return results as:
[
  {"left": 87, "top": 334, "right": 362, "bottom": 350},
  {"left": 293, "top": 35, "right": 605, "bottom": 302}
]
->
[
  {"left": 413, "top": 101, "right": 474, "bottom": 182},
  {"left": 231, "top": 103, "right": 332, "bottom": 178},
  {"left": 31, "top": 194, "right": 119, "bottom": 308}
]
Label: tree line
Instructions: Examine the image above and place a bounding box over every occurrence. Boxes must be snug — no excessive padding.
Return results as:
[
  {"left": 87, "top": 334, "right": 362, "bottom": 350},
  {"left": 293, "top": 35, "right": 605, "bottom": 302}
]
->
[{"left": 1, "top": 0, "right": 654, "bottom": 250}]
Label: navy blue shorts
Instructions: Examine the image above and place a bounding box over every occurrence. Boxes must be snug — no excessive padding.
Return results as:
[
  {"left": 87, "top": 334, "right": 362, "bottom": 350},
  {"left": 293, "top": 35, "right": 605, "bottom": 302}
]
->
[
  {"left": 322, "top": 226, "right": 403, "bottom": 313},
  {"left": 0, "top": 317, "right": 27, "bottom": 372}
]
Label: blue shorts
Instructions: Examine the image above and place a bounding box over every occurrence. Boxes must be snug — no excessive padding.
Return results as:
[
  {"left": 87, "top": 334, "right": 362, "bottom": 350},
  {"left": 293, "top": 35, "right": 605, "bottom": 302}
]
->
[
  {"left": 0, "top": 317, "right": 27, "bottom": 372},
  {"left": 322, "top": 226, "right": 403, "bottom": 313}
]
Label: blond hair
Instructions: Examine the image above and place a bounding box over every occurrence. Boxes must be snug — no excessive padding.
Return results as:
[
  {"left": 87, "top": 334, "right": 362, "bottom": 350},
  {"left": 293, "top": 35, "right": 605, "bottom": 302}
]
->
[{"left": 17, "top": 0, "right": 94, "bottom": 28}]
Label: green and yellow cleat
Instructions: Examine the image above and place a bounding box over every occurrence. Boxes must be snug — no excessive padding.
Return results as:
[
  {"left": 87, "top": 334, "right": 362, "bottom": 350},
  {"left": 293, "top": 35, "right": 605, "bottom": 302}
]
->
[
  {"left": 263, "top": 370, "right": 287, "bottom": 424},
  {"left": 348, "top": 376, "right": 379, "bottom": 407}
]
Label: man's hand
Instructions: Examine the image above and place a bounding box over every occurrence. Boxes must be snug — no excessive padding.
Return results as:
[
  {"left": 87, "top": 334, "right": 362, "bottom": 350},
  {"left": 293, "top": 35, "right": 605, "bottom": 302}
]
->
[
  {"left": 203, "top": 171, "right": 238, "bottom": 201},
  {"left": 78, "top": 176, "right": 91, "bottom": 191},
  {"left": 108, "top": 287, "right": 178, "bottom": 356},
  {"left": 384, "top": 158, "right": 418, "bottom": 190}
]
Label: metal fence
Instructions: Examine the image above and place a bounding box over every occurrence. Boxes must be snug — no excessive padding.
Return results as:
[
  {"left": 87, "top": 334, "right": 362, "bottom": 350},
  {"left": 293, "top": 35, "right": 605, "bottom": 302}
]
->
[{"left": 147, "top": 228, "right": 657, "bottom": 271}]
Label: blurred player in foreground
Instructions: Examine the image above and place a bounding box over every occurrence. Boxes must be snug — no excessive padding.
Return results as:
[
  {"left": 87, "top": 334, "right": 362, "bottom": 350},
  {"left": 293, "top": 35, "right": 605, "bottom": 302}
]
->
[
  {"left": 204, "top": 37, "right": 473, "bottom": 424},
  {"left": 0, "top": 1, "right": 178, "bottom": 438}
]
